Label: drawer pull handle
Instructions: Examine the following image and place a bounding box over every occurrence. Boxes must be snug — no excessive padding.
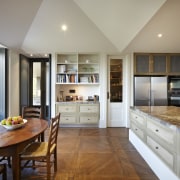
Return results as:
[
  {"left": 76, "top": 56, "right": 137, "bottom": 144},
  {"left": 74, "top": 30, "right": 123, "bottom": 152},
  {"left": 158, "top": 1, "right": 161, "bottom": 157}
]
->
[
  {"left": 135, "top": 128, "right": 138, "bottom": 131},
  {"left": 155, "top": 146, "right": 159, "bottom": 150},
  {"left": 155, "top": 129, "right": 159, "bottom": 132},
  {"left": 66, "top": 119, "right": 69, "bottom": 120}
]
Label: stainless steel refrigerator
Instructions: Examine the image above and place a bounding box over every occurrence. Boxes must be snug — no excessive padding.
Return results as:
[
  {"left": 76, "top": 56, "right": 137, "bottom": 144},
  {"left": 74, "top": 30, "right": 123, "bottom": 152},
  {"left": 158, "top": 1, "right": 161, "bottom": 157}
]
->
[{"left": 134, "top": 76, "right": 168, "bottom": 106}]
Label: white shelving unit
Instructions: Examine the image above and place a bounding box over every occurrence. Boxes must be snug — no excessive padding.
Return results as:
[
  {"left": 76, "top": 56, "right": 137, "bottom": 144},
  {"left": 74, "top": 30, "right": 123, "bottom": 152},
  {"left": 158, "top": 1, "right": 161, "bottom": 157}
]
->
[
  {"left": 56, "top": 53, "right": 99, "bottom": 85},
  {"left": 56, "top": 53, "right": 78, "bottom": 84}
]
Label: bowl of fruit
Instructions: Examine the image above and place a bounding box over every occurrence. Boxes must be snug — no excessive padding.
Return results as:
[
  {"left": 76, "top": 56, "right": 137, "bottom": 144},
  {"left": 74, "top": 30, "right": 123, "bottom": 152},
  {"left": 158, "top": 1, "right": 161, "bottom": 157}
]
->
[{"left": 0, "top": 116, "right": 27, "bottom": 130}]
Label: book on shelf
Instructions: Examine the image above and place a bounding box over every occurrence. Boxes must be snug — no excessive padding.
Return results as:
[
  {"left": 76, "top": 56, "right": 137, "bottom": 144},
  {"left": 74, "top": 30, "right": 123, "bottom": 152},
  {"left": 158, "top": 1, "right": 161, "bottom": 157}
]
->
[
  {"left": 57, "top": 74, "right": 97, "bottom": 83},
  {"left": 91, "top": 74, "right": 99, "bottom": 83}
]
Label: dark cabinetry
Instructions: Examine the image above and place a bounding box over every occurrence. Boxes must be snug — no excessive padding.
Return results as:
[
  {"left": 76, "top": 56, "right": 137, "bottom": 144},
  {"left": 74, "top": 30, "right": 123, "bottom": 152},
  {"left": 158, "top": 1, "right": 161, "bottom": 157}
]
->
[
  {"left": 134, "top": 53, "right": 180, "bottom": 75},
  {"left": 169, "top": 54, "right": 180, "bottom": 73},
  {"left": 153, "top": 55, "right": 167, "bottom": 73},
  {"left": 134, "top": 53, "right": 167, "bottom": 75}
]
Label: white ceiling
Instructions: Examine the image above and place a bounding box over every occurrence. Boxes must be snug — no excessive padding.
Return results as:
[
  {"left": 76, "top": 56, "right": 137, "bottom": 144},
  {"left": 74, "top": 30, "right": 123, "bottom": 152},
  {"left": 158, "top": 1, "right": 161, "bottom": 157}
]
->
[
  {"left": 0, "top": 0, "right": 43, "bottom": 50},
  {"left": 123, "top": 0, "right": 180, "bottom": 53},
  {"left": 74, "top": 0, "right": 166, "bottom": 52},
  {"left": 1, "top": 0, "right": 180, "bottom": 56}
]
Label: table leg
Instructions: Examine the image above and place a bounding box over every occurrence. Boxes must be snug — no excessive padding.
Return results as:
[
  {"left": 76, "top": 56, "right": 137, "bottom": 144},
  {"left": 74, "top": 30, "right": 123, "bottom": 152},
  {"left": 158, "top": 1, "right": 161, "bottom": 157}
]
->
[
  {"left": 11, "top": 150, "right": 20, "bottom": 180},
  {"left": 41, "top": 132, "right": 45, "bottom": 142}
]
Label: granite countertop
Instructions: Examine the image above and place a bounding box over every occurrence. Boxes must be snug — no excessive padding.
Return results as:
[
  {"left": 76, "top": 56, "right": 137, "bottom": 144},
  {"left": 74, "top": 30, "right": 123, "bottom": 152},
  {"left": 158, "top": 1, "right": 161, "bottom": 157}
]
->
[{"left": 130, "top": 106, "right": 180, "bottom": 127}]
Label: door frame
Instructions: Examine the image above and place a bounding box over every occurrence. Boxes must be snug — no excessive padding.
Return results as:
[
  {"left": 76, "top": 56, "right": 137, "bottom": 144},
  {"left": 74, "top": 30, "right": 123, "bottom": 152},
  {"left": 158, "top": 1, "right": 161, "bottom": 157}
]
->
[
  {"left": 0, "top": 48, "right": 8, "bottom": 119},
  {"left": 19, "top": 55, "right": 51, "bottom": 120},
  {"left": 107, "top": 55, "right": 125, "bottom": 127}
]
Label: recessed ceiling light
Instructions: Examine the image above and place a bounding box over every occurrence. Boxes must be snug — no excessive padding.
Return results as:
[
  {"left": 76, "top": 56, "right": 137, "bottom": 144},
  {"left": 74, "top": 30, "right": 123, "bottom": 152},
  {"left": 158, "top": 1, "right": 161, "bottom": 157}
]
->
[
  {"left": 157, "top": 33, "right": 163, "bottom": 38},
  {"left": 44, "top": 54, "right": 48, "bottom": 57},
  {"left": 30, "top": 54, "right": 33, "bottom": 57},
  {"left": 61, "top": 24, "right": 67, "bottom": 31}
]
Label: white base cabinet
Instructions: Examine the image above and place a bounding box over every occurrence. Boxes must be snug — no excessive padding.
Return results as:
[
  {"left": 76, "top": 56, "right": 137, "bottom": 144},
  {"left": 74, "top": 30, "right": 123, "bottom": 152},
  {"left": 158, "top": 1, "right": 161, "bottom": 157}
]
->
[
  {"left": 108, "top": 103, "right": 124, "bottom": 127},
  {"left": 56, "top": 104, "right": 77, "bottom": 124},
  {"left": 130, "top": 109, "right": 180, "bottom": 179},
  {"left": 56, "top": 103, "right": 100, "bottom": 125},
  {"left": 129, "top": 130, "right": 179, "bottom": 180}
]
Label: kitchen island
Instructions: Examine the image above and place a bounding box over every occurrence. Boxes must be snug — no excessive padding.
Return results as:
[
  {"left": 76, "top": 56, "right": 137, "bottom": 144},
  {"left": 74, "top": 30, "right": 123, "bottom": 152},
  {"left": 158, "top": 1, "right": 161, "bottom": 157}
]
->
[{"left": 129, "top": 106, "right": 180, "bottom": 180}]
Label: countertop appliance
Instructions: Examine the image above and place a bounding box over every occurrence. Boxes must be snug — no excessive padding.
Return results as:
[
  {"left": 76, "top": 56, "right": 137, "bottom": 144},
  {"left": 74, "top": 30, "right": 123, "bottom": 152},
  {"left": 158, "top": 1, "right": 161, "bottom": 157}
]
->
[{"left": 134, "top": 76, "right": 168, "bottom": 106}]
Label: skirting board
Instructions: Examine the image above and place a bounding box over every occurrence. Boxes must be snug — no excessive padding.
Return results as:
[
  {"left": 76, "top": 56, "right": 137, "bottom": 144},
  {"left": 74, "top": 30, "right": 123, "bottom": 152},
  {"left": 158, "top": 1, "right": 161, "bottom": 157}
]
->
[{"left": 129, "top": 130, "right": 179, "bottom": 180}]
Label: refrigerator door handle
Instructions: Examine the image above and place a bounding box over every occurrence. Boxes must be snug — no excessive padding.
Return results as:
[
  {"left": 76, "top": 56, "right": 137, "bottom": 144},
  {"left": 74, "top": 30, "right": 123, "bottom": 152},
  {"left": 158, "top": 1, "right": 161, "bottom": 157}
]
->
[
  {"left": 151, "top": 90, "right": 155, "bottom": 106},
  {"left": 148, "top": 89, "right": 151, "bottom": 106}
]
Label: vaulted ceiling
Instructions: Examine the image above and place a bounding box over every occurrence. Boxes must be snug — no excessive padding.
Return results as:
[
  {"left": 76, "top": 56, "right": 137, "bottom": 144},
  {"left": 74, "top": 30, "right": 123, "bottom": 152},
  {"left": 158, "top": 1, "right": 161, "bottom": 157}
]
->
[{"left": 1, "top": 0, "right": 180, "bottom": 55}]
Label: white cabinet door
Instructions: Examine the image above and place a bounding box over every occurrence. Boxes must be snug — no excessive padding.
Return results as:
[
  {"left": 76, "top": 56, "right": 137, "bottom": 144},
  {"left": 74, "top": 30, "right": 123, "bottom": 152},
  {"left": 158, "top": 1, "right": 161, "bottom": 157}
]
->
[
  {"left": 107, "top": 56, "right": 124, "bottom": 127},
  {"left": 108, "top": 103, "right": 124, "bottom": 127},
  {"left": 61, "top": 115, "right": 77, "bottom": 123},
  {"left": 147, "top": 136, "right": 175, "bottom": 170}
]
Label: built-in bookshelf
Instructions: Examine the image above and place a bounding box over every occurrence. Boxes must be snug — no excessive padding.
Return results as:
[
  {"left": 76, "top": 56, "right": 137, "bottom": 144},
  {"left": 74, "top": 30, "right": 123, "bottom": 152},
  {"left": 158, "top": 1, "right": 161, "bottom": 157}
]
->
[{"left": 56, "top": 53, "right": 99, "bottom": 84}]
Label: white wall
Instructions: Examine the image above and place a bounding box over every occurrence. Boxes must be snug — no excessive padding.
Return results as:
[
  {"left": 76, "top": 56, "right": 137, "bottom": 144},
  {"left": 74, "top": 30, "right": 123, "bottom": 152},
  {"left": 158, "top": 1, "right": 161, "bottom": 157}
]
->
[
  {"left": 99, "top": 53, "right": 108, "bottom": 128},
  {"left": 8, "top": 50, "right": 132, "bottom": 128},
  {"left": 123, "top": 54, "right": 132, "bottom": 128},
  {"left": 51, "top": 52, "right": 132, "bottom": 128}
]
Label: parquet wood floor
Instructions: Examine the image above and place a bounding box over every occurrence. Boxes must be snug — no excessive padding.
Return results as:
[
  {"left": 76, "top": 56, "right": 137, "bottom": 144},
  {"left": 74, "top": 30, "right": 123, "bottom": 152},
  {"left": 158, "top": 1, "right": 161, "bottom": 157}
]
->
[{"left": 5, "top": 128, "right": 159, "bottom": 180}]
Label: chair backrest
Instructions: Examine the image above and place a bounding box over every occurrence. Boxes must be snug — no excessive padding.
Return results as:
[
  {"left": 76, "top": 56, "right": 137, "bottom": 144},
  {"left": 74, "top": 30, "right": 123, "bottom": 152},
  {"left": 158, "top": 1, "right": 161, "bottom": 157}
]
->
[
  {"left": 22, "top": 106, "right": 42, "bottom": 119},
  {"left": 47, "top": 113, "right": 60, "bottom": 154}
]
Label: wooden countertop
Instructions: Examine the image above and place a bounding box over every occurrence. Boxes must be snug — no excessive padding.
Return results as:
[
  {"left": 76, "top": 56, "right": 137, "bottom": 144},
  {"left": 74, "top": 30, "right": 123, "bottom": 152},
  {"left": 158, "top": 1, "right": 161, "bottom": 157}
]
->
[{"left": 130, "top": 106, "right": 180, "bottom": 127}]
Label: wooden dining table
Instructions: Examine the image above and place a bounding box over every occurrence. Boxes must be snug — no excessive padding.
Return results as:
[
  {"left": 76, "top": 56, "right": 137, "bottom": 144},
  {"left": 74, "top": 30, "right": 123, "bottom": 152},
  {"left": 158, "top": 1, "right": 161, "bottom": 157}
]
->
[{"left": 0, "top": 118, "right": 48, "bottom": 180}]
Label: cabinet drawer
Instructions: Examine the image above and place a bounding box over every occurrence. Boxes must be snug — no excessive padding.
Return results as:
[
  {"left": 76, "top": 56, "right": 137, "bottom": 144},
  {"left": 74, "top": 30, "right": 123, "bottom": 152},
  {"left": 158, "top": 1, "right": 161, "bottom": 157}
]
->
[
  {"left": 61, "top": 115, "right": 76, "bottom": 123},
  {"left": 79, "top": 105, "right": 99, "bottom": 113},
  {"left": 79, "top": 116, "right": 98, "bottom": 123},
  {"left": 147, "top": 136, "right": 175, "bottom": 170},
  {"left": 147, "top": 120, "right": 175, "bottom": 146},
  {"left": 57, "top": 105, "right": 76, "bottom": 113},
  {"left": 177, "top": 128, "right": 180, "bottom": 155},
  {"left": 178, "top": 155, "right": 180, "bottom": 177},
  {"left": 131, "top": 123, "right": 145, "bottom": 141},
  {"left": 130, "top": 111, "right": 146, "bottom": 126}
]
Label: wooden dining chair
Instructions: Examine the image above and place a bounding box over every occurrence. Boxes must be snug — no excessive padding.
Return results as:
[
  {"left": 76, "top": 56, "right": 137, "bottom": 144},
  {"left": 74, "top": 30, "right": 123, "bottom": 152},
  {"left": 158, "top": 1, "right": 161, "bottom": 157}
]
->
[
  {"left": 22, "top": 106, "right": 42, "bottom": 119},
  {"left": 0, "top": 157, "right": 11, "bottom": 168},
  {"left": 19, "top": 113, "right": 60, "bottom": 179},
  {"left": 22, "top": 106, "right": 43, "bottom": 141},
  {"left": 0, "top": 164, "right": 7, "bottom": 180}
]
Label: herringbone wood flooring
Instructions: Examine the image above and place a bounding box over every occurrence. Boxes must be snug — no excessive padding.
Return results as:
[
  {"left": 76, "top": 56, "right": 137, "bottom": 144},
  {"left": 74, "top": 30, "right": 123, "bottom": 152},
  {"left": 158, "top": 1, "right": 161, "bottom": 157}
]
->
[{"left": 5, "top": 128, "right": 158, "bottom": 180}]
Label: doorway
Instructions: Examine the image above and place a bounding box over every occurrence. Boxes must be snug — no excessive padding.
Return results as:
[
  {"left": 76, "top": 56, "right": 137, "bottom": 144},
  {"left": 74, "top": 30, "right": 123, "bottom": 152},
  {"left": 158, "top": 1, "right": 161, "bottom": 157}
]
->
[
  {"left": 19, "top": 54, "right": 51, "bottom": 120},
  {"left": 107, "top": 56, "right": 125, "bottom": 127},
  {"left": 0, "top": 48, "right": 8, "bottom": 120}
]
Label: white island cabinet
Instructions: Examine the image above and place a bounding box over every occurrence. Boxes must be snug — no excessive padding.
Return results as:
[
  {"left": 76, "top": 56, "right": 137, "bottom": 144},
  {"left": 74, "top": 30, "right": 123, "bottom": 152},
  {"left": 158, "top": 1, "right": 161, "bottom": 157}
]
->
[{"left": 129, "top": 107, "right": 180, "bottom": 180}]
